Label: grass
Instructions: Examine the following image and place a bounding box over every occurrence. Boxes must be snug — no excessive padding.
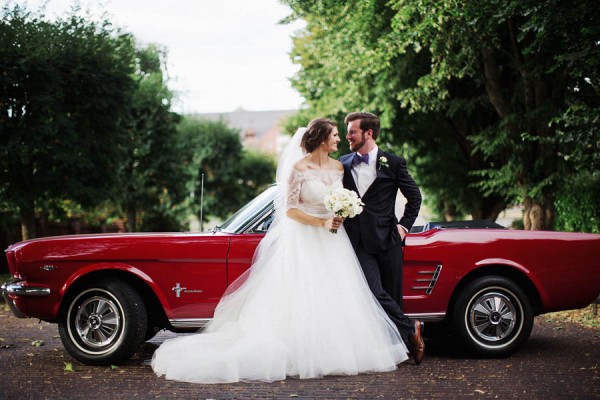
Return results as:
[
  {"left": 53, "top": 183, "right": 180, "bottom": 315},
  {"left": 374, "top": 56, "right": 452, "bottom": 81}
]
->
[{"left": 543, "top": 304, "right": 600, "bottom": 328}]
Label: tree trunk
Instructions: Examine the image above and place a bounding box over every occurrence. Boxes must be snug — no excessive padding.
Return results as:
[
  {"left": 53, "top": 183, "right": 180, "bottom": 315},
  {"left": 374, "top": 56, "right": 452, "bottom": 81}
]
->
[
  {"left": 126, "top": 205, "right": 137, "bottom": 232},
  {"left": 523, "top": 196, "right": 555, "bottom": 230},
  {"left": 68, "top": 217, "right": 81, "bottom": 234},
  {"left": 481, "top": 47, "right": 512, "bottom": 119},
  {"left": 482, "top": 201, "right": 506, "bottom": 223},
  {"left": 471, "top": 196, "right": 507, "bottom": 222},
  {"left": 19, "top": 202, "right": 36, "bottom": 241},
  {"left": 443, "top": 201, "right": 457, "bottom": 222},
  {"left": 37, "top": 212, "right": 48, "bottom": 237}
]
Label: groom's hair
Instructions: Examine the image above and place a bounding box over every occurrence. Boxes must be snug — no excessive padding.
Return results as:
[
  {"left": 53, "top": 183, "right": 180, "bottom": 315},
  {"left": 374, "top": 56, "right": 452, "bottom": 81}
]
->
[
  {"left": 345, "top": 112, "right": 380, "bottom": 139},
  {"left": 302, "top": 118, "right": 337, "bottom": 152}
]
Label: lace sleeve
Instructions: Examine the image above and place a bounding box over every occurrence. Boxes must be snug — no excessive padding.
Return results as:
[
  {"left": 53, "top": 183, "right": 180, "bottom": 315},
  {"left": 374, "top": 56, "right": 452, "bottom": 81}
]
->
[{"left": 286, "top": 169, "right": 303, "bottom": 211}]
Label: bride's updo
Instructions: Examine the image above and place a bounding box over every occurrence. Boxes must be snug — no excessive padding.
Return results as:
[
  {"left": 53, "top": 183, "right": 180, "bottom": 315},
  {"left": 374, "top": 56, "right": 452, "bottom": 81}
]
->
[{"left": 301, "top": 118, "right": 337, "bottom": 153}]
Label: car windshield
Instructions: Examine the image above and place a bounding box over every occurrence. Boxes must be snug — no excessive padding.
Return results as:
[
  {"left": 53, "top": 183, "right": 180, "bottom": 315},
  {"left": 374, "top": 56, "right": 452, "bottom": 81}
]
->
[{"left": 218, "top": 185, "right": 277, "bottom": 233}]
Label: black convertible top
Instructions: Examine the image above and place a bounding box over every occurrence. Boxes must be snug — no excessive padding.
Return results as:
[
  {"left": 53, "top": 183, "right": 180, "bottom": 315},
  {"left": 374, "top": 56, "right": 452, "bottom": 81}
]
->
[{"left": 410, "top": 220, "right": 506, "bottom": 233}]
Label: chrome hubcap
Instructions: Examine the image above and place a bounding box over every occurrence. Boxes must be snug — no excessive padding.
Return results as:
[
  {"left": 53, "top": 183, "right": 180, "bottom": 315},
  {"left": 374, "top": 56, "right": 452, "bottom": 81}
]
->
[
  {"left": 469, "top": 292, "right": 516, "bottom": 342},
  {"left": 75, "top": 296, "right": 121, "bottom": 348}
]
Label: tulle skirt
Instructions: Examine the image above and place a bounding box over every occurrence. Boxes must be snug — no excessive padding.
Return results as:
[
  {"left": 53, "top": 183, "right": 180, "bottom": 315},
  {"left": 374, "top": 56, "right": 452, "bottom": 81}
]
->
[{"left": 151, "top": 219, "right": 408, "bottom": 384}]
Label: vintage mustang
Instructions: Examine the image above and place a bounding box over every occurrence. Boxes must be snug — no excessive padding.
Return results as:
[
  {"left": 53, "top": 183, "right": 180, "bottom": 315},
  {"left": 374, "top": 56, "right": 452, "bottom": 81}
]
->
[{"left": 2, "top": 186, "right": 599, "bottom": 365}]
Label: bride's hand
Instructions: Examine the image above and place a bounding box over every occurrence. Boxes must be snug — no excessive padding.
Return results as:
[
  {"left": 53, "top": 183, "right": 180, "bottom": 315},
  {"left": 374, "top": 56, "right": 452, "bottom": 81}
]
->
[{"left": 325, "top": 217, "right": 345, "bottom": 230}]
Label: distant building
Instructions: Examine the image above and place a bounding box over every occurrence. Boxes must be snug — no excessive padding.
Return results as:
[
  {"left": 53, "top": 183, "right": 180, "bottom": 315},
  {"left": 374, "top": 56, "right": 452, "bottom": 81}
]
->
[{"left": 191, "top": 109, "right": 296, "bottom": 156}]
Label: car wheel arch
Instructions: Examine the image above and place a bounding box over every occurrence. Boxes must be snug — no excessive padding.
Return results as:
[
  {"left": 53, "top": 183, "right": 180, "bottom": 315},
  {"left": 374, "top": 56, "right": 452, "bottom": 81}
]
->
[
  {"left": 447, "top": 264, "right": 543, "bottom": 317},
  {"left": 60, "top": 269, "right": 168, "bottom": 331}
]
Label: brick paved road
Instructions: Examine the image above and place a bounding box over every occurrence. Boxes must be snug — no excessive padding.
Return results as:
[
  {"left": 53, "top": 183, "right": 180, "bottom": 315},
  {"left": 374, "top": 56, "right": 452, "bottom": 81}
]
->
[{"left": 0, "top": 305, "right": 598, "bottom": 400}]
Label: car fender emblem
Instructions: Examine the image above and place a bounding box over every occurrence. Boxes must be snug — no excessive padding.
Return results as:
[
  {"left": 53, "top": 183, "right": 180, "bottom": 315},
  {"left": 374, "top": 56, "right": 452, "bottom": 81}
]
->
[
  {"left": 172, "top": 283, "right": 186, "bottom": 298},
  {"left": 172, "top": 283, "right": 203, "bottom": 298},
  {"left": 41, "top": 265, "right": 57, "bottom": 271}
]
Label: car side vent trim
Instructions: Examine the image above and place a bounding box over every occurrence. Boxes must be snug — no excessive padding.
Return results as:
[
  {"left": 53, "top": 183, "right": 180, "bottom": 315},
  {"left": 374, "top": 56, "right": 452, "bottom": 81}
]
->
[
  {"left": 412, "top": 264, "right": 442, "bottom": 295},
  {"left": 169, "top": 318, "right": 212, "bottom": 329}
]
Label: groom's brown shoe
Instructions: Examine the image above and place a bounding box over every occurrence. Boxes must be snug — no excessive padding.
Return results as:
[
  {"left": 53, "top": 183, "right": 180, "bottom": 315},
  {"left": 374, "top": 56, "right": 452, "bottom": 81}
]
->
[{"left": 409, "top": 320, "right": 425, "bottom": 365}]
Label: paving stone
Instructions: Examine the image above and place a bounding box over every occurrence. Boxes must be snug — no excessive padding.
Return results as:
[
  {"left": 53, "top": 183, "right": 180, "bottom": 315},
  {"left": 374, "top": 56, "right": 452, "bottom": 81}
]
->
[{"left": 0, "top": 305, "right": 598, "bottom": 399}]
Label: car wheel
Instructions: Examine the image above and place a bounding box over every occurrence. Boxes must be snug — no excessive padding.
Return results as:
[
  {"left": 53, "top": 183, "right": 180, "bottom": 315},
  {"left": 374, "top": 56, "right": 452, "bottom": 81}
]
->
[
  {"left": 451, "top": 275, "right": 533, "bottom": 357},
  {"left": 58, "top": 280, "right": 147, "bottom": 365},
  {"left": 145, "top": 325, "right": 162, "bottom": 341}
]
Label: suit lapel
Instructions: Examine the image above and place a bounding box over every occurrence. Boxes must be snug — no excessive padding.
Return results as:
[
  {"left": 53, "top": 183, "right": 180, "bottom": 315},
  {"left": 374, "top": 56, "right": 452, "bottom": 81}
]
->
[
  {"left": 375, "top": 149, "right": 387, "bottom": 180},
  {"left": 341, "top": 155, "right": 359, "bottom": 193}
]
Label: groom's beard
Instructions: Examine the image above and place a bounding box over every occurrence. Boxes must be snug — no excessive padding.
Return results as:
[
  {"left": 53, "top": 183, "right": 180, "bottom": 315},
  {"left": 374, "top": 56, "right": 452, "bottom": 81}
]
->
[{"left": 349, "top": 132, "right": 367, "bottom": 153}]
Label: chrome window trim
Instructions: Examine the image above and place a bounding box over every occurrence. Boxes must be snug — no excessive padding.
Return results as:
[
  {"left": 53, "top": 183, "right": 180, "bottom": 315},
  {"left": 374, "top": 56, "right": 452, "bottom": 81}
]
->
[
  {"left": 219, "top": 186, "right": 277, "bottom": 234},
  {"left": 238, "top": 203, "right": 275, "bottom": 234}
]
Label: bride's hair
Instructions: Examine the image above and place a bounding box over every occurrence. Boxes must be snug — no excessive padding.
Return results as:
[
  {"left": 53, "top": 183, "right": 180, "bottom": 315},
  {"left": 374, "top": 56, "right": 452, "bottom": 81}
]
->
[{"left": 301, "top": 118, "right": 337, "bottom": 153}]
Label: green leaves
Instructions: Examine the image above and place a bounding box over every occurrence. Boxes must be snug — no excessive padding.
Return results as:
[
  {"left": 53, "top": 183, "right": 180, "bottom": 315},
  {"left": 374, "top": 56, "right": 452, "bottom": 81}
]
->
[
  {"left": 0, "top": 6, "right": 208, "bottom": 234},
  {"left": 283, "top": 0, "right": 599, "bottom": 228},
  {"left": 1, "top": 5, "right": 135, "bottom": 238},
  {"left": 179, "top": 117, "right": 276, "bottom": 222},
  {"left": 118, "top": 45, "right": 187, "bottom": 232}
]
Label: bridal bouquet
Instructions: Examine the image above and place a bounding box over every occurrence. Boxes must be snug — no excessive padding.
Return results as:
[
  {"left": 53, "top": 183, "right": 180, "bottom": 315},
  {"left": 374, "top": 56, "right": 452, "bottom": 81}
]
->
[{"left": 324, "top": 188, "right": 364, "bottom": 233}]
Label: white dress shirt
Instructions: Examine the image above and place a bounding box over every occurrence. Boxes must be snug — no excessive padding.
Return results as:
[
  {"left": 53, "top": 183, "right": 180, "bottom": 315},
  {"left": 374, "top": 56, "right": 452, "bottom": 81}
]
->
[{"left": 351, "top": 146, "right": 379, "bottom": 197}]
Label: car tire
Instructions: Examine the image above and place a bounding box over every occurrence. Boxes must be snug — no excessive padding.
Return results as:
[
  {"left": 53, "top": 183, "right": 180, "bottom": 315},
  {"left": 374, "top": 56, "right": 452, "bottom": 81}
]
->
[
  {"left": 451, "top": 275, "right": 533, "bottom": 357},
  {"left": 58, "top": 280, "right": 147, "bottom": 365},
  {"left": 145, "top": 325, "right": 162, "bottom": 341}
]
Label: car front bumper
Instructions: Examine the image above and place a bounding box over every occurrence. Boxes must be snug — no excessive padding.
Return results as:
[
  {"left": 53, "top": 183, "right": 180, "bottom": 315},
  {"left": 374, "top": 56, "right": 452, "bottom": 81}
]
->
[{"left": 1, "top": 279, "right": 50, "bottom": 318}]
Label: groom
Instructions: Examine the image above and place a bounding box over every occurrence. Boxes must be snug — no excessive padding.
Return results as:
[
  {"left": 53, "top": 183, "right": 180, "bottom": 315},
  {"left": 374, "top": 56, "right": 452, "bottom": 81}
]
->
[{"left": 340, "top": 112, "right": 425, "bottom": 365}]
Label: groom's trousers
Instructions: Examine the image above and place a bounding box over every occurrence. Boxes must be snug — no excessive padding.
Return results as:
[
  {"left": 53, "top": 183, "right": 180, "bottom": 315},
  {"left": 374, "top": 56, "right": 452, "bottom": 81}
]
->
[{"left": 355, "top": 242, "right": 415, "bottom": 346}]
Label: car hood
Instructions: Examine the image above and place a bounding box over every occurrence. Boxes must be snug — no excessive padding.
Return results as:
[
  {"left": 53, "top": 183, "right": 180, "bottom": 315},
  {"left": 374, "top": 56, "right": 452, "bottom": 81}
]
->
[{"left": 5, "top": 232, "right": 232, "bottom": 263}]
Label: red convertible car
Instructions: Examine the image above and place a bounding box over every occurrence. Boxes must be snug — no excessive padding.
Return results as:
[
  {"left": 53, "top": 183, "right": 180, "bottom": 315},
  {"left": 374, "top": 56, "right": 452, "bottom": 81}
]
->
[{"left": 2, "top": 186, "right": 599, "bottom": 365}]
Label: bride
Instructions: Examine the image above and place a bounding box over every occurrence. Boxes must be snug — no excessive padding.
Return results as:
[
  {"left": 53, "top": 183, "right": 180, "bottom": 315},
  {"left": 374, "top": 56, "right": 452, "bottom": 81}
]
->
[{"left": 151, "top": 118, "right": 409, "bottom": 383}]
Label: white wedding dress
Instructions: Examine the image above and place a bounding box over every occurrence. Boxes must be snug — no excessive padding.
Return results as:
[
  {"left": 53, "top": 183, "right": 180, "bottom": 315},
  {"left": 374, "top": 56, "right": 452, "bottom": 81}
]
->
[{"left": 151, "top": 140, "right": 408, "bottom": 384}]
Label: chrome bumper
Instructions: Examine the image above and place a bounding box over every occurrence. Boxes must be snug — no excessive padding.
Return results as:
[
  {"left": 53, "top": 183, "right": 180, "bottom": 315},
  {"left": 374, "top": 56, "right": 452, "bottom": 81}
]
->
[{"left": 1, "top": 279, "right": 50, "bottom": 319}]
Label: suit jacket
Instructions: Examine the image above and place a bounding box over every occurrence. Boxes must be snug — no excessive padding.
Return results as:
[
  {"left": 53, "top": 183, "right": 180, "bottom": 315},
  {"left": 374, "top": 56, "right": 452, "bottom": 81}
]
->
[{"left": 340, "top": 149, "right": 422, "bottom": 254}]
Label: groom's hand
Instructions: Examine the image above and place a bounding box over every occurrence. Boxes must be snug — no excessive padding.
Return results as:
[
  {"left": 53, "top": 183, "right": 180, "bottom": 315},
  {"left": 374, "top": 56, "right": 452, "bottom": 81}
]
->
[{"left": 397, "top": 225, "right": 407, "bottom": 241}]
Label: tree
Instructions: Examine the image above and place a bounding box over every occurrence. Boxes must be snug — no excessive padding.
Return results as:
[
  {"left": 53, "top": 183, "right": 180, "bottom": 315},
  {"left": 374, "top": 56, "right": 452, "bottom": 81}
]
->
[
  {"left": 554, "top": 172, "right": 600, "bottom": 234},
  {"left": 118, "top": 44, "right": 188, "bottom": 232},
  {"left": 283, "top": 0, "right": 600, "bottom": 228},
  {"left": 238, "top": 151, "right": 278, "bottom": 205},
  {"left": 283, "top": 0, "right": 507, "bottom": 221},
  {"left": 178, "top": 117, "right": 276, "bottom": 223},
  {"left": 0, "top": 5, "right": 135, "bottom": 239},
  {"left": 388, "top": 0, "right": 600, "bottom": 229}
]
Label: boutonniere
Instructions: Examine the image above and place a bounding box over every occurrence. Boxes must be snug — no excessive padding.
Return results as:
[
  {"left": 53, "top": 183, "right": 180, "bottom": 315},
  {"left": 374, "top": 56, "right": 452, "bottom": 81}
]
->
[{"left": 378, "top": 156, "right": 389, "bottom": 170}]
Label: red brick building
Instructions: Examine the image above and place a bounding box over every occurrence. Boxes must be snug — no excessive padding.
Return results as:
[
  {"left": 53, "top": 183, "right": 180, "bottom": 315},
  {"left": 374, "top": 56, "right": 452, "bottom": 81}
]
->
[{"left": 191, "top": 109, "right": 296, "bottom": 156}]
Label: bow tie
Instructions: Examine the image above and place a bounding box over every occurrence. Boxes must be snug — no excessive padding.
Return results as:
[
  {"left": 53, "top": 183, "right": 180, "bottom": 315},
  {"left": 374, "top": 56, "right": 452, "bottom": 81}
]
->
[{"left": 352, "top": 153, "right": 369, "bottom": 166}]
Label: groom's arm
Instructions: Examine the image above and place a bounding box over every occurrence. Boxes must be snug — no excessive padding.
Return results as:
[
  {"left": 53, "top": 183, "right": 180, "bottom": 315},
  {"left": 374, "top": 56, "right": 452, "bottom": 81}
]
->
[{"left": 394, "top": 156, "right": 422, "bottom": 232}]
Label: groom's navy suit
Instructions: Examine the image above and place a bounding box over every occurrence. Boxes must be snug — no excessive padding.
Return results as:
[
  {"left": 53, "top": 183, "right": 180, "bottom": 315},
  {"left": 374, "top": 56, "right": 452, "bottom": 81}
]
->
[{"left": 341, "top": 149, "right": 422, "bottom": 345}]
